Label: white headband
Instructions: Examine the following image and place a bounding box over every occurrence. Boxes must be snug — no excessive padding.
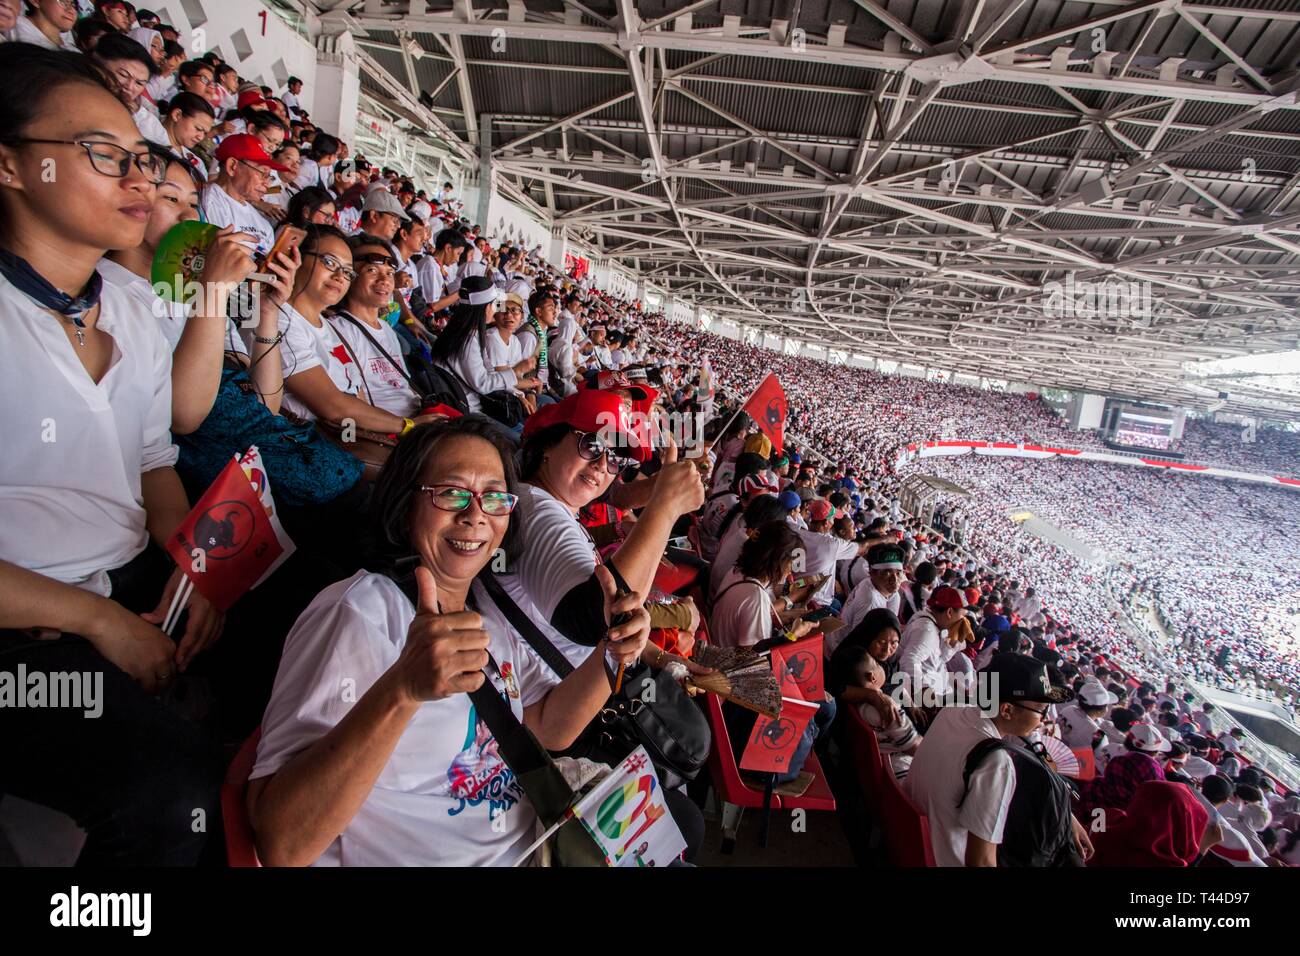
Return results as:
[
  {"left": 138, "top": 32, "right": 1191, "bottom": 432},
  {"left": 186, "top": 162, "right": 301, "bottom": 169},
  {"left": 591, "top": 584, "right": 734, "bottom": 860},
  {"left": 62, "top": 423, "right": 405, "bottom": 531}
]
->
[{"left": 461, "top": 287, "right": 498, "bottom": 306}]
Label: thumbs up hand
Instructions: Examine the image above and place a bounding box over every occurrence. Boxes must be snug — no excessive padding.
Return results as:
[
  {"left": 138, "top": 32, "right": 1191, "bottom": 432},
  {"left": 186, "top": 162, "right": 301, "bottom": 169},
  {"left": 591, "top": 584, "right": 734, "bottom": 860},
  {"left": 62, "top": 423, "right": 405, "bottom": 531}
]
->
[{"left": 395, "top": 565, "right": 492, "bottom": 702}]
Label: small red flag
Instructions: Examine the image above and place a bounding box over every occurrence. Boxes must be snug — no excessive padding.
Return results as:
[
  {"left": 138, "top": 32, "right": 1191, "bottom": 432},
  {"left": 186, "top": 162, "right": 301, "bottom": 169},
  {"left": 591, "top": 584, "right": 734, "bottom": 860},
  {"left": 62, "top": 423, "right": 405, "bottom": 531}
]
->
[
  {"left": 739, "top": 698, "right": 818, "bottom": 774},
  {"left": 165, "top": 454, "right": 287, "bottom": 611},
  {"left": 742, "top": 373, "right": 786, "bottom": 455},
  {"left": 772, "top": 635, "right": 824, "bottom": 702}
]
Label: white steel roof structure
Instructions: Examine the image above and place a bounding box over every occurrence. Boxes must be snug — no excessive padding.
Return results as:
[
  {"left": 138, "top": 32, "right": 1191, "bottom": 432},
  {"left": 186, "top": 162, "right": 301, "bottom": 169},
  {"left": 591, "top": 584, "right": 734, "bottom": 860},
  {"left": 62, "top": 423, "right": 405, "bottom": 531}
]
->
[{"left": 322, "top": 0, "right": 1300, "bottom": 415}]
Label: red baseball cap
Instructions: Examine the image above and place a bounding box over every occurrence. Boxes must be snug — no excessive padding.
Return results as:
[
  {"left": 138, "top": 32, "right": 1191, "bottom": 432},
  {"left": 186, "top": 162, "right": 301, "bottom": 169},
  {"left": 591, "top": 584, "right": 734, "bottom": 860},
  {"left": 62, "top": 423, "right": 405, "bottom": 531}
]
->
[
  {"left": 522, "top": 388, "right": 649, "bottom": 462},
  {"left": 215, "top": 133, "right": 288, "bottom": 172},
  {"left": 237, "top": 90, "right": 270, "bottom": 110},
  {"left": 808, "top": 498, "right": 835, "bottom": 522},
  {"left": 927, "top": 586, "right": 967, "bottom": 612}
]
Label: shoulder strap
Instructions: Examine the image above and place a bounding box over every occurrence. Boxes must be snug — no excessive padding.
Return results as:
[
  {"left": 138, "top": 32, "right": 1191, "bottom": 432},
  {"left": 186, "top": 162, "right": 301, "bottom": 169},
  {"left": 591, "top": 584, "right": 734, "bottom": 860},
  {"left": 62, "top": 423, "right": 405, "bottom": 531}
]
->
[
  {"left": 325, "top": 319, "right": 374, "bottom": 406},
  {"left": 957, "top": 736, "right": 1010, "bottom": 809},
  {"left": 478, "top": 571, "right": 575, "bottom": 678},
  {"left": 385, "top": 564, "right": 574, "bottom": 827},
  {"left": 715, "top": 577, "right": 766, "bottom": 604},
  {"left": 335, "top": 310, "right": 414, "bottom": 388}
]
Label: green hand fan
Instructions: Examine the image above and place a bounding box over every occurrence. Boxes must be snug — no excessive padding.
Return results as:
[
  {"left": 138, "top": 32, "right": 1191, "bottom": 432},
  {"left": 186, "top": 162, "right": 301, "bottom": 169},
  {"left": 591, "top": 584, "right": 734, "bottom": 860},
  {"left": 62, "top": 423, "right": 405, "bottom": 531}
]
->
[{"left": 151, "top": 220, "right": 220, "bottom": 303}]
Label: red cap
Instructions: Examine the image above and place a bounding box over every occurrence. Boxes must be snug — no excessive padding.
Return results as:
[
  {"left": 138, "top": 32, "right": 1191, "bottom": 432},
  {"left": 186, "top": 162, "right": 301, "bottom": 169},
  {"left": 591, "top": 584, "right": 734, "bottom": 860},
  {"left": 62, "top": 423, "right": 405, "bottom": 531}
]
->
[
  {"left": 522, "top": 389, "right": 649, "bottom": 462},
  {"left": 237, "top": 90, "right": 269, "bottom": 110},
  {"left": 927, "top": 586, "right": 967, "bottom": 611},
  {"left": 964, "top": 587, "right": 981, "bottom": 606},
  {"left": 808, "top": 498, "right": 835, "bottom": 522},
  {"left": 215, "top": 133, "right": 288, "bottom": 171}
]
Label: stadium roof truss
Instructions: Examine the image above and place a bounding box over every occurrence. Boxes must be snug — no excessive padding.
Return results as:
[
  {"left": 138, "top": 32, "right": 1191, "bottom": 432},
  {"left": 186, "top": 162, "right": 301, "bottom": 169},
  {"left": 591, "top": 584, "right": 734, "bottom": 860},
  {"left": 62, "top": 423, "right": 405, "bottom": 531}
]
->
[{"left": 330, "top": 0, "right": 1300, "bottom": 416}]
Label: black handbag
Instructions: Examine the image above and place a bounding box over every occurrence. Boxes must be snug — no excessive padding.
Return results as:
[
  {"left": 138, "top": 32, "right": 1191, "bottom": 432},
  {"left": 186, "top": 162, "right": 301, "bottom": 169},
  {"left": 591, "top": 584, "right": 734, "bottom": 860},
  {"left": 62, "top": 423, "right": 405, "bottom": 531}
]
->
[
  {"left": 479, "top": 389, "right": 526, "bottom": 428},
  {"left": 479, "top": 572, "right": 711, "bottom": 780}
]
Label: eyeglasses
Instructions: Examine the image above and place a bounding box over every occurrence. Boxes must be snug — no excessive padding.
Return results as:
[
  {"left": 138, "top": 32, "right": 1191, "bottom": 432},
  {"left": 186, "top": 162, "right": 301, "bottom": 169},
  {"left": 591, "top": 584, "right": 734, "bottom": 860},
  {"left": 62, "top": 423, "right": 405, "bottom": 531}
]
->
[
  {"left": 239, "top": 159, "right": 272, "bottom": 182},
  {"left": 304, "top": 251, "right": 356, "bottom": 282},
  {"left": 419, "top": 484, "right": 518, "bottom": 517},
  {"left": 3, "top": 139, "right": 166, "bottom": 184},
  {"left": 574, "top": 430, "right": 633, "bottom": 475},
  {"left": 1008, "top": 700, "right": 1049, "bottom": 718},
  {"left": 504, "top": 305, "right": 524, "bottom": 315}
]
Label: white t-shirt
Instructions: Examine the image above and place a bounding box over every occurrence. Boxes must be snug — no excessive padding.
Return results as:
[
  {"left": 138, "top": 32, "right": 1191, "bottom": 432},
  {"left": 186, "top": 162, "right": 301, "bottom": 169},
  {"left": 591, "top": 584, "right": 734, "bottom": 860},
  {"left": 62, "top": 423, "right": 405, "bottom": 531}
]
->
[
  {"left": 1055, "top": 702, "right": 1101, "bottom": 750},
  {"left": 708, "top": 516, "right": 751, "bottom": 599},
  {"left": 905, "top": 705, "right": 1016, "bottom": 867},
  {"left": 511, "top": 484, "right": 597, "bottom": 623},
  {"left": 295, "top": 157, "right": 322, "bottom": 190},
  {"left": 441, "top": 336, "right": 517, "bottom": 415},
  {"left": 793, "top": 528, "right": 858, "bottom": 606},
  {"left": 200, "top": 182, "right": 275, "bottom": 258},
  {"left": 250, "top": 571, "right": 560, "bottom": 866},
  {"left": 896, "top": 610, "right": 959, "bottom": 694},
  {"left": 133, "top": 104, "right": 170, "bottom": 147},
  {"left": 6, "top": 17, "right": 77, "bottom": 50},
  {"left": 327, "top": 311, "right": 419, "bottom": 418},
  {"left": 146, "top": 72, "right": 178, "bottom": 106},
  {"left": 275, "top": 303, "right": 363, "bottom": 421},
  {"left": 484, "top": 329, "right": 524, "bottom": 371},
  {"left": 839, "top": 578, "right": 903, "bottom": 639},
  {"left": 709, "top": 568, "right": 773, "bottom": 649},
  {"left": 415, "top": 256, "right": 449, "bottom": 306},
  {"left": 96, "top": 257, "right": 189, "bottom": 351},
  {"left": 698, "top": 493, "right": 738, "bottom": 562},
  {"left": 0, "top": 275, "right": 177, "bottom": 596},
  {"left": 281, "top": 90, "right": 302, "bottom": 115}
]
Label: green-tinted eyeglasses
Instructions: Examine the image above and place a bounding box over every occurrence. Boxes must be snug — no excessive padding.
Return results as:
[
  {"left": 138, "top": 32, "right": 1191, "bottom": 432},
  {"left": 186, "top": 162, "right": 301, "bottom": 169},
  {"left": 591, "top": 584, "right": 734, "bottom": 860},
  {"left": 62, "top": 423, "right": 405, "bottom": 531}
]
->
[{"left": 419, "top": 484, "right": 519, "bottom": 516}]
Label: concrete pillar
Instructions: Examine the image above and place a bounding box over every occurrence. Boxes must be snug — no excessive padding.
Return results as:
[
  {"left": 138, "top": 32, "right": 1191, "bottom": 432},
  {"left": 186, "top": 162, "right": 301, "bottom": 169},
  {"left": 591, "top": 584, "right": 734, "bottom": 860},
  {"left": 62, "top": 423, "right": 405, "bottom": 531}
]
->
[
  {"left": 312, "top": 31, "right": 360, "bottom": 146},
  {"left": 476, "top": 113, "right": 494, "bottom": 229},
  {"left": 548, "top": 226, "right": 569, "bottom": 272}
]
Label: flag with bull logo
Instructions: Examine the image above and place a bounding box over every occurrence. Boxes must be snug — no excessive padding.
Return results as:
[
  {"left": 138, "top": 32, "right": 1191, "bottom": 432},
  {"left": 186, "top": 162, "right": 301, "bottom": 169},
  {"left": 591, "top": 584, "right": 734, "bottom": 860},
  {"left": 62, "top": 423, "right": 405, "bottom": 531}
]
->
[
  {"left": 739, "top": 697, "right": 819, "bottom": 775},
  {"left": 741, "top": 373, "right": 787, "bottom": 455},
  {"left": 771, "top": 635, "right": 824, "bottom": 702},
  {"left": 165, "top": 446, "right": 295, "bottom": 611}
]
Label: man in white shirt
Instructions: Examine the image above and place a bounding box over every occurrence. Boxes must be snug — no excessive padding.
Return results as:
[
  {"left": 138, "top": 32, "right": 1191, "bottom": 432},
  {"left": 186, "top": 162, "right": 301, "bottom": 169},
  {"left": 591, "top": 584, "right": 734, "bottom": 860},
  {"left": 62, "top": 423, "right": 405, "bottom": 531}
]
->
[
  {"left": 895, "top": 586, "right": 968, "bottom": 700},
  {"left": 281, "top": 76, "right": 305, "bottom": 117},
  {"left": 415, "top": 227, "right": 468, "bottom": 315},
  {"left": 837, "top": 542, "right": 906, "bottom": 643},
  {"left": 199, "top": 134, "right": 285, "bottom": 259},
  {"left": 906, "top": 653, "right": 1074, "bottom": 866},
  {"left": 1055, "top": 679, "right": 1117, "bottom": 749},
  {"left": 793, "top": 498, "right": 866, "bottom": 609}
]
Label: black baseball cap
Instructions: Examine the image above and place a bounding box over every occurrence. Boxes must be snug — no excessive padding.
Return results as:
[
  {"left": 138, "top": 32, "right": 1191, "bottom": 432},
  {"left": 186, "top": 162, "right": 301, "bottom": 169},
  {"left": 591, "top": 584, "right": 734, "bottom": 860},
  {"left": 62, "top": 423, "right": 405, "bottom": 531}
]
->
[{"left": 983, "top": 652, "right": 1073, "bottom": 705}]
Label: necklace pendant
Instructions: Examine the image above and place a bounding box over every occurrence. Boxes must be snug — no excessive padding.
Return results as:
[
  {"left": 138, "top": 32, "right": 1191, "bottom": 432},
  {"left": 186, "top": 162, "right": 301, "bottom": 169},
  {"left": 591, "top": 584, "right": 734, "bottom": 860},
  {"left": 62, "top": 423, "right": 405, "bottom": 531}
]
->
[{"left": 74, "top": 328, "right": 85, "bottom": 347}]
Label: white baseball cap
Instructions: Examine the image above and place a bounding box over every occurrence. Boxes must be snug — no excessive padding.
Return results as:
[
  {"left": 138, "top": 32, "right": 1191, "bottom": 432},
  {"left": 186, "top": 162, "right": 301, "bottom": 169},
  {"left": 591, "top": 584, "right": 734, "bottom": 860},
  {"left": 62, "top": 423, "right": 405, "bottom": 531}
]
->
[
  {"left": 1127, "top": 724, "right": 1172, "bottom": 754},
  {"left": 1078, "top": 680, "right": 1119, "bottom": 707}
]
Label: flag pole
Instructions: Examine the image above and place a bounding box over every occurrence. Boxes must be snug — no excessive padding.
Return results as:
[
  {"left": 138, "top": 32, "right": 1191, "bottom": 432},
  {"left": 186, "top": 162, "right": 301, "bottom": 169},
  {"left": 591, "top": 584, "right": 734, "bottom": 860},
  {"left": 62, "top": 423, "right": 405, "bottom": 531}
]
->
[
  {"left": 162, "top": 575, "right": 194, "bottom": 636},
  {"left": 759, "top": 773, "right": 775, "bottom": 849}
]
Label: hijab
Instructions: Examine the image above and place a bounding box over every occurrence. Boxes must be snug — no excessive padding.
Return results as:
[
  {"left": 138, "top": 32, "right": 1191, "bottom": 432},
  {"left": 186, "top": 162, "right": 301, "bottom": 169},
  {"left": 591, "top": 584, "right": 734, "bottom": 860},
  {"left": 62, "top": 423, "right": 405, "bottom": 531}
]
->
[
  {"left": 1077, "top": 751, "right": 1164, "bottom": 819},
  {"left": 1089, "top": 781, "right": 1208, "bottom": 867}
]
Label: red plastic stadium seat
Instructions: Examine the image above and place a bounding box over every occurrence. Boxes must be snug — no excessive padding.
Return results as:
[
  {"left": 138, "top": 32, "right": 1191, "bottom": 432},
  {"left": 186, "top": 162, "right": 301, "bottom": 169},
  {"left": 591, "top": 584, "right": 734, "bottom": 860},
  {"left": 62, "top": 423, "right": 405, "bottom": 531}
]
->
[
  {"left": 221, "top": 728, "right": 263, "bottom": 868},
  {"left": 703, "top": 691, "right": 836, "bottom": 812},
  {"left": 843, "top": 705, "right": 934, "bottom": 866},
  {"left": 843, "top": 703, "right": 889, "bottom": 818}
]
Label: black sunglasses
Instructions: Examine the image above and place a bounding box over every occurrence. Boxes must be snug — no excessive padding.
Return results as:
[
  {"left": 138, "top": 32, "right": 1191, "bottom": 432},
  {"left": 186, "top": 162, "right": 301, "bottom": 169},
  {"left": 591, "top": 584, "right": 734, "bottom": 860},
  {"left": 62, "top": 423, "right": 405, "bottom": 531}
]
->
[{"left": 574, "top": 430, "right": 633, "bottom": 475}]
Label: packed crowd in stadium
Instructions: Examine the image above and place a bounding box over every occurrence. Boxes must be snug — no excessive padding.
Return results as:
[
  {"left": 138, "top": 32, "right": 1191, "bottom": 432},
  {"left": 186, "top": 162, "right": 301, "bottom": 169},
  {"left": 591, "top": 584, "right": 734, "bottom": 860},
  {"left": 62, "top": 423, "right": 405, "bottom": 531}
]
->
[{"left": 3, "top": 3, "right": 1299, "bottom": 870}]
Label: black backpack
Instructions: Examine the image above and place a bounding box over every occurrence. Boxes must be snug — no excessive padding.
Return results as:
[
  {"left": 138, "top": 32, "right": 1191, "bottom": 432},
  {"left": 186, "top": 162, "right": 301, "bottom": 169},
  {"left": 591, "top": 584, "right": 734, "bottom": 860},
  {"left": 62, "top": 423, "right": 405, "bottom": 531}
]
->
[{"left": 959, "top": 737, "right": 1082, "bottom": 868}]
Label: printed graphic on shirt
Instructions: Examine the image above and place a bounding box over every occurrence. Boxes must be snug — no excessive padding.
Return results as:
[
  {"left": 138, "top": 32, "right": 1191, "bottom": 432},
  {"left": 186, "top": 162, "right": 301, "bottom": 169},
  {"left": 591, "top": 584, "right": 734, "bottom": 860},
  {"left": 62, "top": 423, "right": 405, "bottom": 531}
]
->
[
  {"left": 328, "top": 343, "right": 361, "bottom": 394},
  {"left": 444, "top": 699, "right": 523, "bottom": 822}
]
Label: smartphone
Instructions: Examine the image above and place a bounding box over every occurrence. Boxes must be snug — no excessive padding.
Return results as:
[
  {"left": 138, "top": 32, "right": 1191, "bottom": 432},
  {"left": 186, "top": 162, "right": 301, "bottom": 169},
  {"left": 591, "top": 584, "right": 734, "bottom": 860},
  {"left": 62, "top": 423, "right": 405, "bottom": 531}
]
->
[
  {"left": 668, "top": 536, "right": 691, "bottom": 551},
  {"left": 257, "top": 225, "right": 306, "bottom": 273}
]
